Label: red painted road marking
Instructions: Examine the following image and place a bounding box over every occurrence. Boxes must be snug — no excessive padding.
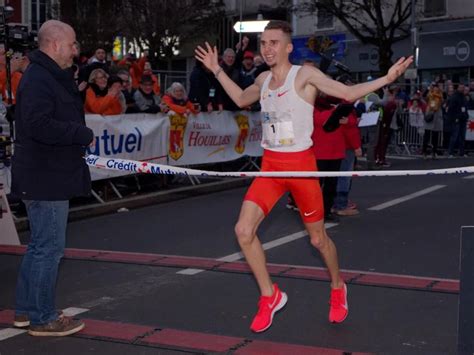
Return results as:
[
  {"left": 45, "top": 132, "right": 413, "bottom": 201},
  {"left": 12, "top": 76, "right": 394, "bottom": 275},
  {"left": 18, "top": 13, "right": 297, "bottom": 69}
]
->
[
  {"left": 0, "top": 310, "right": 14, "bottom": 324},
  {"left": 139, "top": 328, "right": 244, "bottom": 352},
  {"left": 0, "top": 244, "right": 459, "bottom": 293},
  {"left": 78, "top": 319, "right": 154, "bottom": 342},
  {"left": 234, "top": 340, "right": 371, "bottom": 355},
  {"left": 0, "top": 311, "right": 368, "bottom": 354}
]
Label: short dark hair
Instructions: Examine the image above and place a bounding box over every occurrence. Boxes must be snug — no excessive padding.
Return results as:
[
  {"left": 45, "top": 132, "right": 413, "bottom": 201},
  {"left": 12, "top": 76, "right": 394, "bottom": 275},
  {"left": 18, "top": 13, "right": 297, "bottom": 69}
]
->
[
  {"left": 264, "top": 20, "right": 292, "bottom": 40},
  {"left": 108, "top": 75, "right": 123, "bottom": 87}
]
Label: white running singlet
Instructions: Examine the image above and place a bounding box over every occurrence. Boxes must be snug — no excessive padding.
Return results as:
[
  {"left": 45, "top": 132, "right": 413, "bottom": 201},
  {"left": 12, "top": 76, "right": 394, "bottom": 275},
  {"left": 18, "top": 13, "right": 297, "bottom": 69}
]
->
[{"left": 259, "top": 65, "right": 314, "bottom": 152}]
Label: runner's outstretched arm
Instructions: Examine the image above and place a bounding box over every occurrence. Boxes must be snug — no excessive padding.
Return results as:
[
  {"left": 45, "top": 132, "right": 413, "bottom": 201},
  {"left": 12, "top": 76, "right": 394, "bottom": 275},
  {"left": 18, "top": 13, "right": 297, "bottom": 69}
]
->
[
  {"left": 195, "top": 42, "right": 261, "bottom": 108},
  {"left": 306, "top": 56, "right": 413, "bottom": 102}
]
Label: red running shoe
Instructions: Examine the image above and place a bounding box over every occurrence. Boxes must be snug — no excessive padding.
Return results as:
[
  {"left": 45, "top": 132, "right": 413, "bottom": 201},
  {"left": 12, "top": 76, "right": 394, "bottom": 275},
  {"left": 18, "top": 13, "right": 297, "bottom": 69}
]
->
[
  {"left": 329, "top": 283, "right": 348, "bottom": 323},
  {"left": 250, "top": 284, "right": 288, "bottom": 333}
]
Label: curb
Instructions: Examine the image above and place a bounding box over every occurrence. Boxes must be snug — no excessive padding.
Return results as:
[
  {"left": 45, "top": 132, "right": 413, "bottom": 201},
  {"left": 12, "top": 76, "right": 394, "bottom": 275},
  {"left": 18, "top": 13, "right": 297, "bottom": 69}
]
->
[{"left": 14, "top": 177, "right": 251, "bottom": 232}]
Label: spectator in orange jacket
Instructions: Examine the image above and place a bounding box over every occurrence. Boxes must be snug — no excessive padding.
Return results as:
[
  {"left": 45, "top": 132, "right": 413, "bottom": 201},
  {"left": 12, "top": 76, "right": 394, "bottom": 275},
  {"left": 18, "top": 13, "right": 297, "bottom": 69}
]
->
[
  {"left": 162, "top": 82, "right": 199, "bottom": 115},
  {"left": 84, "top": 68, "right": 124, "bottom": 115},
  {"left": 118, "top": 52, "right": 147, "bottom": 89},
  {"left": 142, "top": 61, "right": 160, "bottom": 95},
  {"left": 0, "top": 54, "right": 29, "bottom": 105}
]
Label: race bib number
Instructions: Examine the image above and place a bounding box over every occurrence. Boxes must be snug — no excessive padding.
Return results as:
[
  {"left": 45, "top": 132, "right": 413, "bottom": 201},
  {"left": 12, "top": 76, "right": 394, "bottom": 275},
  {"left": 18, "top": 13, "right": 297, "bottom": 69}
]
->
[{"left": 262, "top": 111, "right": 295, "bottom": 147}]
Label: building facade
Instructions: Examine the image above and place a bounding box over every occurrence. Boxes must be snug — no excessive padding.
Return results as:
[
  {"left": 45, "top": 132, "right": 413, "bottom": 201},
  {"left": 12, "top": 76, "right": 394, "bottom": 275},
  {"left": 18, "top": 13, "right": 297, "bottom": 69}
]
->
[
  {"left": 293, "top": 0, "right": 474, "bottom": 84},
  {"left": 0, "top": 0, "right": 58, "bottom": 30}
]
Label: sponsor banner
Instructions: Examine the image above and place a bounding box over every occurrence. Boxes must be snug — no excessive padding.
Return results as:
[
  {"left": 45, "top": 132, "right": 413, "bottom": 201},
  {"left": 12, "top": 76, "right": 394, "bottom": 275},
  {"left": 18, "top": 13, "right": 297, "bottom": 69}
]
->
[
  {"left": 467, "top": 110, "right": 474, "bottom": 141},
  {"left": 168, "top": 111, "right": 263, "bottom": 166},
  {"left": 85, "top": 113, "right": 169, "bottom": 181},
  {"left": 85, "top": 111, "right": 264, "bottom": 180},
  {"left": 86, "top": 154, "right": 474, "bottom": 178}
]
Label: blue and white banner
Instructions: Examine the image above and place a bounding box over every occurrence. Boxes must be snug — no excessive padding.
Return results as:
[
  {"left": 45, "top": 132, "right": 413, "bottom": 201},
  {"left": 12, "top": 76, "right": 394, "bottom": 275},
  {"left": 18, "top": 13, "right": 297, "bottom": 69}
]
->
[
  {"left": 85, "top": 111, "right": 264, "bottom": 180},
  {"left": 86, "top": 113, "right": 169, "bottom": 181},
  {"left": 467, "top": 110, "right": 474, "bottom": 141}
]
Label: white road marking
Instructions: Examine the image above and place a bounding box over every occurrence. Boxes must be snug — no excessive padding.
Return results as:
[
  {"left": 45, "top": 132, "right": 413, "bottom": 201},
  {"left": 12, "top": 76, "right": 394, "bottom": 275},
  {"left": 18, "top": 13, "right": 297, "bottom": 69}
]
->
[
  {"left": 79, "top": 296, "right": 114, "bottom": 309},
  {"left": 368, "top": 185, "right": 446, "bottom": 211},
  {"left": 177, "top": 223, "right": 338, "bottom": 275},
  {"left": 358, "top": 155, "right": 417, "bottom": 161},
  {"left": 0, "top": 328, "right": 27, "bottom": 341},
  {"left": 177, "top": 268, "right": 205, "bottom": 275},
  {"left": 463, "top": 174, "right": 474, "bottom": 179},
  {"left": 62, "top": 307, "right": 90, "bottom": 317}
]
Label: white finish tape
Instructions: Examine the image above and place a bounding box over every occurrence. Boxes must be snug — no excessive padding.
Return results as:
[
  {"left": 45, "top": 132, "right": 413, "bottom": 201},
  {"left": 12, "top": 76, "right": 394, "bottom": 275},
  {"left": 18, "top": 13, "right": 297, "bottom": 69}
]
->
[{"left": 86, "top": 155, "right": 474, "bottom": 178}]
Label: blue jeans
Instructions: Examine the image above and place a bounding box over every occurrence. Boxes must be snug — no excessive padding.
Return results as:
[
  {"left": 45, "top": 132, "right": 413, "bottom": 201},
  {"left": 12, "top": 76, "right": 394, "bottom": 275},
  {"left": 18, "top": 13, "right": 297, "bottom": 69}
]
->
[
  {"left": 448, "top": 121, "right": 467, "bottom": 156},
  {"left": 15, "top": 200, "right": 69, "bottom": 325},
  {"left": 334, "top": 150, "right": 355, "bottom": 210}
]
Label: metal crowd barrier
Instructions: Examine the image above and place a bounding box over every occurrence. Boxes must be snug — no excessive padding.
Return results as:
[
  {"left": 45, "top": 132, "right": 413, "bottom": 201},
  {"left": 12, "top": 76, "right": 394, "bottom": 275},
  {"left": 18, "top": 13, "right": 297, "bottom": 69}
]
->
[{"left": 393, "top": 112, "right": 443, "bottom": 155}]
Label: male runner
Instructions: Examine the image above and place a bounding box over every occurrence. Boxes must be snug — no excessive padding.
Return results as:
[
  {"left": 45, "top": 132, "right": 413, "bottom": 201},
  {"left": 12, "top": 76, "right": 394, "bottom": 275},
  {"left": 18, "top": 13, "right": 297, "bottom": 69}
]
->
[{"left": 195, "top": 20, "right": 412, "bottom": 333}]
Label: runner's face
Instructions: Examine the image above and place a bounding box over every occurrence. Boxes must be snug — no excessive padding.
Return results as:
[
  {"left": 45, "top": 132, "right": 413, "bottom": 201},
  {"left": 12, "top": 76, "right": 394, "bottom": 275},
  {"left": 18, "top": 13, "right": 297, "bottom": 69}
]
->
[{"left": 260, "top": 29, "right": 292, "bottom": 68}]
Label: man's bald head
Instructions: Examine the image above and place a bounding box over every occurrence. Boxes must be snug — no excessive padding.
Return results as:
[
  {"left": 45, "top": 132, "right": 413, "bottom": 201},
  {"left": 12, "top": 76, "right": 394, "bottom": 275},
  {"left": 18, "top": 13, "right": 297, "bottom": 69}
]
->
[
  {"left": 38, "top": 20, "right": 74, "bottom": 50},
  {"left": 38, "top": 20, "right": 77, "bottom": 69}
]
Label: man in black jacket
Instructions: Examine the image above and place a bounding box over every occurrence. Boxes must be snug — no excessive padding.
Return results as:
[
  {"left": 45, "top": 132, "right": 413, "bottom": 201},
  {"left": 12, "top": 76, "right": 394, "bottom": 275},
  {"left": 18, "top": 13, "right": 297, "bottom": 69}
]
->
[
  {"left": 11, "top": 20, "right": 93, "bottom": 336},
  {"left": 447, "top": 84, "right": 469, "bottom": 157}
]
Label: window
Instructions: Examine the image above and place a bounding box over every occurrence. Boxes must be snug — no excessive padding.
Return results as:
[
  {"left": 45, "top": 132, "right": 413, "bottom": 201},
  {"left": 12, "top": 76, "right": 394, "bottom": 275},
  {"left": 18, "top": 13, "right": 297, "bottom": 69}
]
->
[
  {"left": 31, "top": 0, "right": 49, "bottom": 31},
  {"left": 424, "top": 0, "right": 446, "bottom": 18},
  {"left": 317, "top": 7, "right": 334, "bottom": 29}
]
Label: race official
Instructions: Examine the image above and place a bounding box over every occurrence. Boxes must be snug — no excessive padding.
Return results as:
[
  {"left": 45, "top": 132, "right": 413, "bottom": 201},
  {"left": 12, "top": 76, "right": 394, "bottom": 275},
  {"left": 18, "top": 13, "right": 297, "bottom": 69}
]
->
[{"left": 11, "top": 20, "right": 93, "bottom": 336}]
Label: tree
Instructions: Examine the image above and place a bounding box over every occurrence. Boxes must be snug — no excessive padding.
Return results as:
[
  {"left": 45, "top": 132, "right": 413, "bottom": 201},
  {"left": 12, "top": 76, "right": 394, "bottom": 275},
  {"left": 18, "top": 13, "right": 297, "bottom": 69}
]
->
[
  {"left": 293, "top": 0, "right": 412, "bottom": 73},
  {"left": 59, "top": 0, "right": 120, "bottom": 56},
  {"left": 118, "top": 0, "right": 225, "bottom": 70}
]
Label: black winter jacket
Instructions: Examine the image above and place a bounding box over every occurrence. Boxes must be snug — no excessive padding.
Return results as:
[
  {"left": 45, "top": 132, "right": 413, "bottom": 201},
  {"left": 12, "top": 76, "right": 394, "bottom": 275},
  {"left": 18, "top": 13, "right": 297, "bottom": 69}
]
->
[{"left": 11, "top": 50, "right": 94, "bottom": 200}]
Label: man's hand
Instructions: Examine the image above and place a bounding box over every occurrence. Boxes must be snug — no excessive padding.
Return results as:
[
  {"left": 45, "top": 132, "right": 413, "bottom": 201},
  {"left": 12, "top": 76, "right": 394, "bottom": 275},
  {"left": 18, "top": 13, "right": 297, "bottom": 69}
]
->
[
  {"left": 207, "top": 102, "right": 213, "bottom": 113},
  {"left": 78, "top": 81, "right": 87, "bottom": 92},
  {"left": 386, "top": 56, "right": 414, "bottom": 83},
  {"left": 355, "top": 147, "right": 362, "bottom": 157},
  {"left": 108, "top": 83, "right": 122, "bottom": 97},
  {"left": 160, "top": 103, "right": 169, "bottom": 113},
  {"left": 339, "top": 117, "right": 349, "bottom": 125},
  {"left": 242, "top": 36, "right": 249, "bottom": 50},
  {"left": 195, "top": 42, "right": 220, "bottom": 74}
]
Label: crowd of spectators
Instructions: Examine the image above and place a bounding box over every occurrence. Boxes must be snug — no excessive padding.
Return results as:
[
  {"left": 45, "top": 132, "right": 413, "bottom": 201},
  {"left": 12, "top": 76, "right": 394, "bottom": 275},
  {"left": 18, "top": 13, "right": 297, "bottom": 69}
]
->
[
  {"left": 368, "top": 78, "right": 474, "bottom": 162},
  {"left": 0, "top": 38, "right": 472, "bottom": 161},
  {"left": 0, "top": 38, "right": 473, "bottom": 225}
]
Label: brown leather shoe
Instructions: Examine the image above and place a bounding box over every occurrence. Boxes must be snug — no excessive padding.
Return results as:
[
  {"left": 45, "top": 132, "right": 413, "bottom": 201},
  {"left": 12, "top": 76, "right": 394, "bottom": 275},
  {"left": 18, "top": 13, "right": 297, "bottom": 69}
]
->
[
  {"left": 28, "top": 316, "right": 84, "bottom": 336},
  {"left": 14, "top": 310, "right": 64, "bottom": 328}
]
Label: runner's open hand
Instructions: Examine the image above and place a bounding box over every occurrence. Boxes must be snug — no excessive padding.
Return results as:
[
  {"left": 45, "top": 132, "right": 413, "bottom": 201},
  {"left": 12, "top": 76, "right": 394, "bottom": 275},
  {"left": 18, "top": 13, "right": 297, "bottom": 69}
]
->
[
  {"left": 386, "top": 56, "right": 414, "bottom": 83},
  {"left": 195, "top": 42, "right": 219, "bottom": 74}
]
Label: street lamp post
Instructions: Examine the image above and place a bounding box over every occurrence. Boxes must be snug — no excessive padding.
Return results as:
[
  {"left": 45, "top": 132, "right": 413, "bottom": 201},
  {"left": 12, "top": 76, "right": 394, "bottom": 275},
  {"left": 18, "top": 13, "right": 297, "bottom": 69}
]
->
[{"left": 410, "top": 0, "right": 418, "bottom": 93}]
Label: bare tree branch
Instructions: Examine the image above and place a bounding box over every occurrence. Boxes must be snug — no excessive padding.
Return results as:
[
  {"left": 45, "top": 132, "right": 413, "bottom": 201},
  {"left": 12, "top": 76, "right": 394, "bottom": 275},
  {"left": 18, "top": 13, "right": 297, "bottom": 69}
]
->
[{"left": 292, "top": 0, "right": 413, "bottom": 72}]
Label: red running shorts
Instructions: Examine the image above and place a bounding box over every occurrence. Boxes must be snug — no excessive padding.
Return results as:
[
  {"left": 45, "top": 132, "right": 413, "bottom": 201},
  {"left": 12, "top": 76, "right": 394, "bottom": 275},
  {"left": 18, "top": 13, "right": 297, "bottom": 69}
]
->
[{"left": 244, "top": 149, "right": 324, "bottom": 223}]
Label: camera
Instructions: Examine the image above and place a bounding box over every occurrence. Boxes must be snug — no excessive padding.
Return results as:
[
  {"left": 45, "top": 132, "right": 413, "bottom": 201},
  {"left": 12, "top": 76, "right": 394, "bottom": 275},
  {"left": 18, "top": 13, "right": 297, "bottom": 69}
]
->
[{"left": 0, "top": 6, "right": 37, "bottom": 53}]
